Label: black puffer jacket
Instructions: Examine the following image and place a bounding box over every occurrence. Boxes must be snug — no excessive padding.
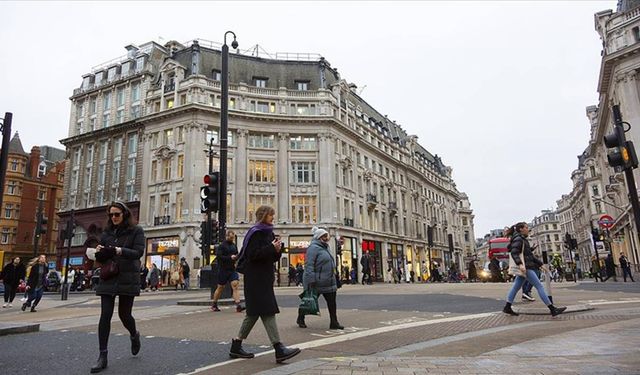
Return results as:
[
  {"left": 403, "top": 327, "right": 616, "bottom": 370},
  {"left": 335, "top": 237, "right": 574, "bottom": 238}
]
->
[
  {"left": 509, "top": 233, "right": 543, "bottom": 270},
  {"left": 95, "top": 225, "right": 145, "bottom": 297}
]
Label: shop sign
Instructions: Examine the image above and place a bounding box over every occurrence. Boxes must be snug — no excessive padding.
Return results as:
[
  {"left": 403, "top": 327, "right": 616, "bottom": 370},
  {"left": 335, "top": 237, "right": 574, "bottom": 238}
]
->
[{"left": 290, "top": 239, "right": 310, "bottom": 249}]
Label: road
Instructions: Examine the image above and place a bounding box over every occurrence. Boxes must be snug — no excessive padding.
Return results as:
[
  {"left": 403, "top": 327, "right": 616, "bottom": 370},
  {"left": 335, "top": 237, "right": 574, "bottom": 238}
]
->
[{"left": 0, "top": 281, "right": 638, "bottom": 374}]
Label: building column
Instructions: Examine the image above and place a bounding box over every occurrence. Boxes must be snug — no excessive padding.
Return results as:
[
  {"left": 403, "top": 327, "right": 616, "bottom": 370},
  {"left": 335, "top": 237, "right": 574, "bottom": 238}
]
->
[
  {"left": 235, "top": 129, "right": 248, "bottom": 223},
  {"left": 277, "top": 133, "right": 290, "bottom": 224},
  {"left": 318, "top": 132, "right": 336, "bottom": 224},
  {"left": 139, "top": 132, "right": 153, "bottom": 227}
]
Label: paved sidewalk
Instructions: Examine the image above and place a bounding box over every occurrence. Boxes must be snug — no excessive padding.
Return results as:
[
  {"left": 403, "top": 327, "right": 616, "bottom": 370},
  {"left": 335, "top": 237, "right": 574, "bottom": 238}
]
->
[{"left": 258, "top": 316, "right": 640, "bottom": 375}]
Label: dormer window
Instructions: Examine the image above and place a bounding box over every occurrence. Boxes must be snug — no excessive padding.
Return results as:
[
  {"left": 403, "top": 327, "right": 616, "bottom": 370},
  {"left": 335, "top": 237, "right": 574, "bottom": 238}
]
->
[
  {"left": 253, "top": 77, "right": 268, "bottom": 88},
  {"left": 135, "top": 56, "right": 146, "bottom": 72},
  {"left": 95, "top": 71, "right": 104, "bottom": 86},
  {"left": 121, "top": 61, "right": 131, "bottom": 76},
  {"left": 295, "top": 80, "right": 309, "bottom": 91},
  {"left": 212, "top": 70, "right": 221, "bottom": 81},
  {"left": 38, "top": 161, "right": 47, "bottom": 178},
  {"left": 107, "top": 66, "right": 118, "bottom": 82}
]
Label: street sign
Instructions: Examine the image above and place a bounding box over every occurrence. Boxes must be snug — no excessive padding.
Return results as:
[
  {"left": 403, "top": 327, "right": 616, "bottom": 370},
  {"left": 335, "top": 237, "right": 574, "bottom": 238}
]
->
[{"left": 598, "top": 214, "right": 615, "bottom": 228}]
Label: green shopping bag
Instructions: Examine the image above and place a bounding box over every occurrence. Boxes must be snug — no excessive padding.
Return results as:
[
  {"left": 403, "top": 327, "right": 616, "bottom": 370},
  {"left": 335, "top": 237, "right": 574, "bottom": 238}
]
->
[{"left": 298, "top": 288, "right": 320, "bottom": 316}]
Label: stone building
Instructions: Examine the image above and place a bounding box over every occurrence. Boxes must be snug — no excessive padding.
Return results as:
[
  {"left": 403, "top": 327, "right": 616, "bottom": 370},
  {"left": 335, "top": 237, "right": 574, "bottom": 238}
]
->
[{"left": 59, "top": 39, "right": 475, "bottom": 283}]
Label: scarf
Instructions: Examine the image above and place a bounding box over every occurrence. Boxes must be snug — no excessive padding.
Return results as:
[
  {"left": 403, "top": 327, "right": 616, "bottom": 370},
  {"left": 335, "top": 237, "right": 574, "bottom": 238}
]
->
[{"left": 237, "top": 222, "right": 274, "bottom": 263}]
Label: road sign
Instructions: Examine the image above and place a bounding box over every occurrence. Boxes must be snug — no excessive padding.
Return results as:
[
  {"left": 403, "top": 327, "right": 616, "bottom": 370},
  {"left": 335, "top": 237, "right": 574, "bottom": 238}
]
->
[{"left": 598, "top": 214, "right": 615, "bottom": 228}]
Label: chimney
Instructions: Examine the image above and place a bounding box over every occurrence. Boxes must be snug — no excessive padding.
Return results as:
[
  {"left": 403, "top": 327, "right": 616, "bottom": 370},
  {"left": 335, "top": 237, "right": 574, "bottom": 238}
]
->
[{"left": 30, "top": 146, "right": 41, "bottom": 178}]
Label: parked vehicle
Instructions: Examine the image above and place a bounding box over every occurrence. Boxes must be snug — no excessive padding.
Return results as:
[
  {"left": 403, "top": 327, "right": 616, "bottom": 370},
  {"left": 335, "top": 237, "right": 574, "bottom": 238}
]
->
[{"left": 47, "top": 271, "right": 61, "bottom": 292}]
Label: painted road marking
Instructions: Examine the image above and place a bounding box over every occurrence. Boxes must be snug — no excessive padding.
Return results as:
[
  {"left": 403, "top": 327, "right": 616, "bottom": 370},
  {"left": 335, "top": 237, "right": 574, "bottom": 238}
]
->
[{"left": 180, "top": 311, "right": 496, "bottom": 374}]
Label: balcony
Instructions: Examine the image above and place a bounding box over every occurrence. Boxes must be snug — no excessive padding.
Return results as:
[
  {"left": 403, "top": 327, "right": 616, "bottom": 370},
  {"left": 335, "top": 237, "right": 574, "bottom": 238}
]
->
[
  {"left": 388, "top": 201, "right": 398, "bottom": 215},
  {"left": 343, "top": 218, "right": 354, "bottom": 227},
  {"left": 164, "top": 82, "right": 175, "bottom": 93},
  {"left": 366, "top": 193, "right": 378, "bottom": 209},
  {"left": 153, "top": 215, "right": 171, "bottom": 226}
]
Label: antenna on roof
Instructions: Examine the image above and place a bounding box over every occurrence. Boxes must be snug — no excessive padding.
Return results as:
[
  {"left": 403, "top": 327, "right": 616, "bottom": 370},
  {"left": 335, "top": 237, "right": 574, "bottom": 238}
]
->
[{"left": 357, "top": 85, "right": 367, "bottom": 95}]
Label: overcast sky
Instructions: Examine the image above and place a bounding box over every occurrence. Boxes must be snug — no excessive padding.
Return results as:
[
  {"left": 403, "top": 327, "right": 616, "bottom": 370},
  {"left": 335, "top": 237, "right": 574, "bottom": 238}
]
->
[{"left": 0, "top": 1, "right": 618, "bottom": 237}]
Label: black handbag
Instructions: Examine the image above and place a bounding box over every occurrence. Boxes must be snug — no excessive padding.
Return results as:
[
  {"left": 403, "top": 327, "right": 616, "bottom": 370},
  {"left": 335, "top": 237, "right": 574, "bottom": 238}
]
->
[{"left": 100, "top": 260, "right": 119, "bottom": 280}]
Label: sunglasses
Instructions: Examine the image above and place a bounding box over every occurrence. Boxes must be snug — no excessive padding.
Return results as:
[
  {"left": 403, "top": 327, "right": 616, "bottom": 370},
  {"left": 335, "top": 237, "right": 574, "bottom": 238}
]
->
[{"left": 108, "top": 212, "right": 123, "bottom": 218}]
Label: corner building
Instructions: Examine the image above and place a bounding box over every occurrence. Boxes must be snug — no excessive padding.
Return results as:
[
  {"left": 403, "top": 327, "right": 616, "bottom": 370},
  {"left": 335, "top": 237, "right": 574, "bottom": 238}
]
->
[{"left": 61, "top": 39, "right": 475, "bottom": 283}]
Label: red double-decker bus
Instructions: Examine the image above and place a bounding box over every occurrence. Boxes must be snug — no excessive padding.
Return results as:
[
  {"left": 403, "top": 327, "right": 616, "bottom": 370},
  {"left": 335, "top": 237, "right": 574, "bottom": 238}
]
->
[{"left": 488, "top": 237, "right": 510, "bottom": 261}]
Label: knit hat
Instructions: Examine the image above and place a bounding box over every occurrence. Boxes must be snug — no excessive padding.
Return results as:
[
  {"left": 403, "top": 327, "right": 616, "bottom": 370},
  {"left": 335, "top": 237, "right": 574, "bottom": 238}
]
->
[{"left": 312, "top": 226, "right": 329, "bottom": 240}]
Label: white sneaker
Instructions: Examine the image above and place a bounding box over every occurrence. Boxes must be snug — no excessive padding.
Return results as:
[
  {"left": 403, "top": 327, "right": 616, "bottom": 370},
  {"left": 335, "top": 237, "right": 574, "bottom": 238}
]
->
[
  {"left": 522, "top": 293, "right": 535, "bottom": 302},
  {"left": 20, "top": 297, "right": 27, "bottom": 302},
  {"left": 2, "top": 303, "right": 6, "bottom": 308},
  {"left": 8, "top": 303, "right": 12, "bottom": 308}
]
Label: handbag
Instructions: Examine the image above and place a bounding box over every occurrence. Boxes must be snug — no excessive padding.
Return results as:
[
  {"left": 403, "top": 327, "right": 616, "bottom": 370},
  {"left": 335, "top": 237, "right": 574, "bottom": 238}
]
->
[
  {"left": 99, "top": 260, "right": 119, "bottom": 281},
  {"left": 508, "top": 240, "right": 526, "bottom": 277},
  {"left": 298, "top": 288, "right": 320, "bottom": 316}
]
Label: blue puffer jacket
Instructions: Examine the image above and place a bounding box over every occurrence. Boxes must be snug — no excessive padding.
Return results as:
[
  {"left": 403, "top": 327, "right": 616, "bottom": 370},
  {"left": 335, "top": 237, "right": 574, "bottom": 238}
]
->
[{"left": 302, "top": 239, "right": 337, "bottom": 294}]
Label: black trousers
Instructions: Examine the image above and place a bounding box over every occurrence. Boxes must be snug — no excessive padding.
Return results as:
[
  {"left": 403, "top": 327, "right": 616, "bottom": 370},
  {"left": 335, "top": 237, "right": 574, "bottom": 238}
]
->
[
  {"left": 3, "top": 283, "right": 17, "bottom": 303},
  {"left": 98, "top": 295, "right": 137, "bottom": 352},
  {"left": 298, "top": 291, "right": 338, "bottom": 324}
]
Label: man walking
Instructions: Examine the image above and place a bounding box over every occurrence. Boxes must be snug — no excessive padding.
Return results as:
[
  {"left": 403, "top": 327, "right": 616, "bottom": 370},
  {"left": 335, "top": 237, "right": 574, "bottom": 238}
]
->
[
  {"left": 591, "top": 256, "right": 603, "bottom": 282},
  {"left": 360, "top": 252, "right": 372, "bottom": 285},
  {"left": 603, "top": 253, "right": 618, "bottom": 282},
  {"left": 180, "top": 258, "right": 191, "bottom": 290},
  {"left": 619, "top": 253, "right": 635, "bottom": 282},
  {"left": 211, "top": 231, "right": 245, "bottom": 312}
]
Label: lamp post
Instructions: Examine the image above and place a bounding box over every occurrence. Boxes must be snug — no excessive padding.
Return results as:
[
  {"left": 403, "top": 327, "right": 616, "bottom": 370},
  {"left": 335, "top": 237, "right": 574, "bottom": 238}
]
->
[
  {"left": 61, "top": 210, "right": 75, "bottom": 301},
  {"left": 219, "top": 31, "right": 238, "bottom": 245}
]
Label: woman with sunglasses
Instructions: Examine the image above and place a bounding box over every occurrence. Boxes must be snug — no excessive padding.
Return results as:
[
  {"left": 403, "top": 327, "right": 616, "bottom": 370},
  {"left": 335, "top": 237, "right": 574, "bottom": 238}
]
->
[{"left": 91, "top": 202, "right": 145, "bottom": 373}]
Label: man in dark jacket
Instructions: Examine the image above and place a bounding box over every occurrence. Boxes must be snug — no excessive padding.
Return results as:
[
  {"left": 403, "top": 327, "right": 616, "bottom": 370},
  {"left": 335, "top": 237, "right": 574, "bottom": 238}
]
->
[
  {"left": 211, "top": 231, "right": 244, "bottom": 312},
  {"left": 22, "top": 255, "right": 48, "bottom": 312},
  {"left": 2, "top": 256, "right": 26, "bottom": 308},
  {"left": 360, "top": 252, "right": 372, "bottom": 285},
  {"left": 180, "top": 258, "right": 191, "bottom": 290},
  {"left": 603, "top": 253, "right": 618, "bottom": 282},
  {"left": 619, "top": 253, "right": 634, "bottom": 282}
]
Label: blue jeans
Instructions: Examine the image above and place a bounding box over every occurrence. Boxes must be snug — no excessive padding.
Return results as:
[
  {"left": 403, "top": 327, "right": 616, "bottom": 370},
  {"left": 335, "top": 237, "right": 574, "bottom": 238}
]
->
[
  {"left": 507, "top": 269, "right": 551, "bottom": 305},
  {"left": 25, "top": 287, "right": 44, "bottom": 307},
  {"left": 522, "top": 269, "right": 541, "bottom": 295}
]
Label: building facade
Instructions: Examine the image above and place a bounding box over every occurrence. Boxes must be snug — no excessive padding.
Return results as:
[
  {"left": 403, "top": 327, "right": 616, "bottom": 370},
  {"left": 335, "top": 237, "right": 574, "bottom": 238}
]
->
[
  {"left": 59, "top": 39, "right": 475, "bottom": 283},
  {"left": 528, "top": 209, "right": 564, "bottom": 262},
  {"left": 0, "top": 133, "right": 65, "bottom": 267}
]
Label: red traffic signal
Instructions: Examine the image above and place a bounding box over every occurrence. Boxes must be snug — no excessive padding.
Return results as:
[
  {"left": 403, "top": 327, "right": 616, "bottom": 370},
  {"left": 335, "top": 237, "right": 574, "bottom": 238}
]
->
[{"left": 200, "top": 172, "right": 220, "bottom": 213}]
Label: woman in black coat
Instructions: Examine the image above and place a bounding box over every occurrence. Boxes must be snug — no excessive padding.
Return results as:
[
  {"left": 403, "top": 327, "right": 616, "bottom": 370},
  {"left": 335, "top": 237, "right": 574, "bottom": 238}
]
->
[
  {"left": 91, "top": 201, "right": 145, "bottom": 373},
  {"left": 2, "top": 256, "right": 26, "bottom": 307},
  {"left": 229, "top": 205, "right": 301, "bottom": 363}
]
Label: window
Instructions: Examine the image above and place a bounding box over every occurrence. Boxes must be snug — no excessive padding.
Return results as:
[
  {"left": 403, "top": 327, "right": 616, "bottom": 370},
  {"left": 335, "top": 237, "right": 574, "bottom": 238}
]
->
[
  {"left": 633, "top": 26, "right": 640, "bottom": 43},
  {"left": 121, "top": 61, "right": 130, "bottom": 76},
  {"left": 291, "top": 195, "right": 317, "bottom": 223},
  {"left": 248, "top": 134, "right": 275, "bottom": 148},
  {"left": 592, "top": 185, "right": 599, "bottom": 197},
  {"left": 7, "top": 181, "right": 17, "bottom": 195},
  {"left": 131, "top": 83, "right": 140, "bottom": 102},
  {"left": 107, "top": 66, "right": 117, "bottom": 82},
  {"left": 248, "top": 160, "right": 276, "bottom": 183},
  {"left": 160, "top": 194, "right": 170, "bottom": 216},
  {"left": 4, "top": 203, "right": 12, "bottom": 219},
  {"left": 131, "top": 105, "right": 140, "bottom": 119},
  {"left": 295, "top": 81, "right": 309, "bottom": 91},
  {"left": 86, "top": 144, "right": 94, "bottom": 164},
  {"left": 113, "top": 138, "right": 122, "bottom": 158},
  {"left": 150, "top": 160, "right": 157, "bottom": 182},
  {"left": 10, "top": 159, "right": 18, "bottom": 171},
  {"left": 97, "top": 164, "right": 106, "bottom": 186},
  {"left": 291, "top": 161, "right": 316, "bottom": 184},
  {"left": 135, "top": 56, "right": 145, "bottom": 72},
  {"left": 90, "top": 98, "right": 97, "bottom": 115},
  {"left": 162, "top": 159, "right": 171, "bottom": 180},
  {"left": 37, "top": 162, "right": 47, "bottom": 178},
  {"left": 111, "top": 162, "right": 120, "bottom": 185},
  {"left": 590, "top": 165, "right": 596, "bottom": 178},
  {"left": 254, "top": 77, "right": 267, "bottom": 88},
  {"left": 290, "top": 136, "right": 317, "bottom": 150},
  {"left": 248, "top": 195, "right": 275, "bottom": 222},
  {"left": 95, "top": 71, "right": 103, "bottom": 86},
  {"left": 127, "top": 159, "right": 136, "bottom": 180},
  {"left": 250, "top": 101, "right": 276, "bottom": 114},
  {"left": 177, "top": 126, "right": 184, "bottom": 143},
  {"left": 117, "top": 87, "right": 125, "bottom": 107},
  {"left": 290, "top": 103, "right": 317, "bottom": 115},
  {"left": 177, "top": 155, "right": 184, "bottom": 178},
  {"left": 163, "top": 129, "right": 173, "bottom": 145},
  {"left": 462, "top": 217, "right": 468, "bottom": 226},
  {"left": 595, "top": 201, "right": 602, "bottom": 213},
  {"left": 212, "top": 70, "right": 221, "bottom": 81},
  {"left": 127, "top": 133, "right": 138, "bottom": 155},
  {"left": 1, "top": 228, "right": 9, "bottom": 244},
  {"left": 103, "top": 92, "right": 112, "bottom": 110}
]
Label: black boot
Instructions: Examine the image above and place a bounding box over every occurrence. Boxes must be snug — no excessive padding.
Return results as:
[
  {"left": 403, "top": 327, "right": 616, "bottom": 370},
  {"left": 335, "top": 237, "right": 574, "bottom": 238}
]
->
[
  {"left": 549, "top": 304, "right": 567, "bottom": 317},
  {"left": 90, "top": 351, "right": 108, "bottom": 373},
  {"left": 273, "top": 342, "right": 301, "bottom": 363},
  {"left": 131, "top": 331, "right": 141, "bottom": 355},
  {"left": 296, "top": 311, "right": 307, "bottom": 328},
  {"left": 229, "top": 338, "right": 255, "bottom": 359},
  {"left": 502, "top": 303, "right": 519, "bottom": 316},
  {"left": 329, "top": 321, "right": 344, "bottom": 330}
]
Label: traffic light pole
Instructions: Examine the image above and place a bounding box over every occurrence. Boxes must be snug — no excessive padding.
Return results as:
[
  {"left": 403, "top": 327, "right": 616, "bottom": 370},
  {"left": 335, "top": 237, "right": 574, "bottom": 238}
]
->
[
  {"left": 33, "top": 200, "right": 44, "bottom": 257},
  {"left": 0, "top": 113, "right": 12, "bottom": 212},
  {"left": 612, "top": 106, "right": 640, "bottom": 265},
  {"left": 61, "top": 210, "right": 75, "bottom": 301}
]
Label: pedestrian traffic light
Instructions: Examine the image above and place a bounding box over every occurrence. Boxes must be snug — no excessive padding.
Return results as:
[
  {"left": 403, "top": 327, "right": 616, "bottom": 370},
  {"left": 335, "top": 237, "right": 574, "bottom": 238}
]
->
[
  {"left": 37, "top": 215, "right": 48, "bottom": 235},
  {"left": 591, "top": 228, "right": 600, "bottom": 243},
  {"left": 200, "top": 172, "right": 220, "bottom": 213},
  {"left": 211, "top": 220, "right": 219, "bottom": 245},
  {"left": 604, "top": 125, "right": 639, "bottom": 169},
  {"left": 200, "top": 221, "right": 210, "bottom": 256}
]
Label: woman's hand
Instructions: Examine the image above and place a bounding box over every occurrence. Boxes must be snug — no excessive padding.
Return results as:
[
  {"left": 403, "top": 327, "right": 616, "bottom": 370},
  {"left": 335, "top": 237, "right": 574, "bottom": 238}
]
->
[
  {"left": 519, "top": 264, "right": 526, "bottom": 274},
  {"left": 115, "top": 247, "right": 122, "bottom": 256},
  {"left": 272, "top": 239, "right": 282, "bottom": 251},
  {"left": 96, "top": 245, "right": 104, "bottom": 252}
]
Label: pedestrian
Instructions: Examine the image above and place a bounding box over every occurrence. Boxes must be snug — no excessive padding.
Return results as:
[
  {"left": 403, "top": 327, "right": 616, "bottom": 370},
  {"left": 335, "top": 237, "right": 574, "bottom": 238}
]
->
[
  {"left": 397, "top": 265, "right": 403, "bottom": 283},
  {"left": 502, "top": 222, "right": 566, "bottom": 317},
  {"left": 211, "top": 230, "right": 245, "bottom": 312},
  {"left": 591, "top": 256, "right": 603, "bottom": 282},
  {"left": 172, "top": 265, "right": 182, "bottom": 290},
  {"left": 180, "top": 258, "right": 191, "bottom": 290},
  {"left": 140, "top": 264, "right": 149, "bottom": 291},
  {"left": 90, "top": 201, "right": 145, "bottom": 373},
  {"left": 619, "top": 253, "right": 635, "bottom": 282},
  {"left": 64, "top": 266, "right": 76, "bottom": 292},
  {"left": 228, "top": 205, "right": 301, "bottom": 363},
  {"left": 297, "top": 227, "right": 344, "bottom": 330},
  {"left": 350, "top": 267, "right": 356, "bottom": 284},
  {"left": 602, "top": 253, "right": 618, "bottom": 282},
  {"left": 22, "top": 255, "right": 48, "bottom": 312},
  {"left": 361, "top": 252, "right": 372, "bottom": 285},
  {"left": 288, "top": 265, "right": 296, "bottom": 286},
  {"left": 295, "top": 263, "right": 304, "bottom": 286},
  {"left": 2, "top": 256, "right": 26, "bottom": 308},
  {"left": 489, "top": 256, "right": 503, "bottom": 282},
  {"left": 385, "top": 265, "right": 393, "bottom": 283},
  {"left": 467, "top": 260, "right": 477, "bottom": 282},
  {"left": 148, "top": 263, "right": 160, "bottom": 291}
]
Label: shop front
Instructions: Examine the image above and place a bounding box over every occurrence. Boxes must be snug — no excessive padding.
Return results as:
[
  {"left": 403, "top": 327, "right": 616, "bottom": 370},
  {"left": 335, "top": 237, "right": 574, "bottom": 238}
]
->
[
  {"left": 387, "top": 243, "right": 404, "bottom": 278},
  {"left": 362, "top": 239, "right": 383, "bottom": 282},
  {"left": 145, "top": 236, "right": 180, "bottom": 287},
  {"left": 336, "top": 236, "right": 355, "bottom": 282},
  {"left": 288, "top": 236, "right": 311, "bottom": 268}
]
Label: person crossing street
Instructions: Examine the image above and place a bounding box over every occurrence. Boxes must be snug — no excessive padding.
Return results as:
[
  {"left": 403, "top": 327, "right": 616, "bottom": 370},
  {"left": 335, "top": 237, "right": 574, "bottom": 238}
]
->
[{"left": 211, "top": 230, "right": 245, "bottom": 313}]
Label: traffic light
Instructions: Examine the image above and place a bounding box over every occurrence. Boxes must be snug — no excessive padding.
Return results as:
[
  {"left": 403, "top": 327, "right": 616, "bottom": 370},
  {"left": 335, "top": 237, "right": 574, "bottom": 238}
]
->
[
  {"left": 37, "top": 214, "right": 48, "bottom": 235},
  {"left": 200, "top": 172, "right": 220, "bottom": 213},
  {"left": 200, "top": 221, "right": 210, "bottom": 256},
  {"left": 211, "top": 220, "right": 220, "bottom": 245},
  {"left": 591, "top": 228, "right": 600, "bottom": 243},
  {"left": 604, "top": 125, "right": 639, "bottom": 169}
]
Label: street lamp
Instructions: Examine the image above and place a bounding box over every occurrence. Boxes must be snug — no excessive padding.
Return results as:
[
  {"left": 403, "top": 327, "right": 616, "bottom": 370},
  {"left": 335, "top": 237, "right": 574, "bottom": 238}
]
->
[{"left": 218, "top": 31, "right": 238, "bottom": 245}]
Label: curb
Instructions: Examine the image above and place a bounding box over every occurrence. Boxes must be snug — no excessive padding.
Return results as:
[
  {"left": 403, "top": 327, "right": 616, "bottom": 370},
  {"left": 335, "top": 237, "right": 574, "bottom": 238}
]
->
[
  {"left": 0, "top": 322, "right": 40, "bottom": 336},
  {"left": 514, "top": 304, "right": 594, "bottom": 315},
  {"left": 177, "top": 298, "right": 244, "bottom": 307}
]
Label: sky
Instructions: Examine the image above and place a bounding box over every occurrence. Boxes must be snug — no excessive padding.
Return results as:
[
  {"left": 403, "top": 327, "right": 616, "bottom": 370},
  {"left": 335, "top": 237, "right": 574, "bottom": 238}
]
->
[{"left": 0, "top": 0, "right": 618, "bottom": 237}]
